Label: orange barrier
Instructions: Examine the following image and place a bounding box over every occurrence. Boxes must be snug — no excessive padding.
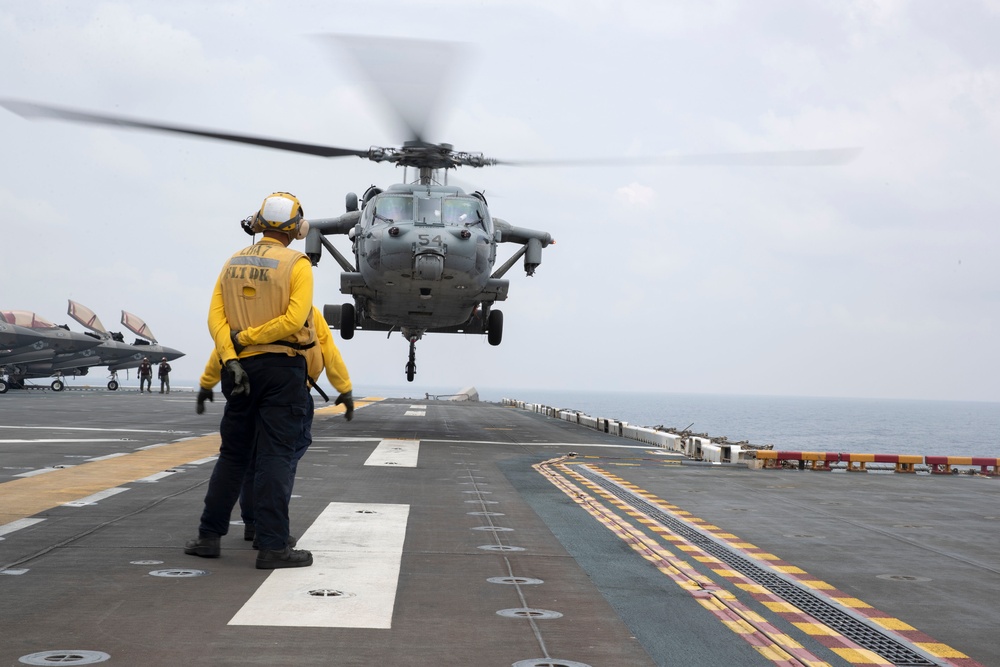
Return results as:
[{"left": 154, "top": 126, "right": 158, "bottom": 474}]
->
[
  {"left": 755, "top": 451, "right": 839, "bottom": 470},
  {"left": 926, "top": 456, "right": 1000, "bottom": 475},
  {"left": 841, "top": 453, "right": 923, "bottom": 473},
  {"left": 972, "top": 458, "right": 1000, "bottom": 475},
  {"left": 925, "top": 456, "right": 972, "bottom": 474},
  {"left": 754, "top": 452, "right": 971, "bottom": 474}
]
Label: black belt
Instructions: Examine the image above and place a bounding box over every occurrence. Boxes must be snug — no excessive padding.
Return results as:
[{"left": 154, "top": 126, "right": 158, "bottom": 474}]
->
[{"left": 270, "top": 340, "right": 316, "bottom": 351}]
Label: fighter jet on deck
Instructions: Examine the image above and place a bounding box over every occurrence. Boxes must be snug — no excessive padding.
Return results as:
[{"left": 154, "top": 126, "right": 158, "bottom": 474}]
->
[{"left": 0, "top": 303, "right": 184, "bottom": 393}]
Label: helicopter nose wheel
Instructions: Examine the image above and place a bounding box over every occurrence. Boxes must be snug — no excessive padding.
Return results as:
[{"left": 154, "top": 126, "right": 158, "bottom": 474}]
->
[{"left": 405, "top": 338, "right": 417, "bottom": 382}]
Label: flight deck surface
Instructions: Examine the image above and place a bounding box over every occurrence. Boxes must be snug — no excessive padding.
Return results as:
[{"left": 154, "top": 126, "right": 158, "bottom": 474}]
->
[{"left": 0, "top": 391, "right": 996, "bottom": 666}]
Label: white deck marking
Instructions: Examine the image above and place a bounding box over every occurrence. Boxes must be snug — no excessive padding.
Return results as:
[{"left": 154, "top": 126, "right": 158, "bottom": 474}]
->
[
  {"left": 187, "top": 456, "right": 218, "bottom": 465},
  {"left": 135, "top": 471, "right": 176, "bottom": 483},
  {"left": 403, "top": 410, "right": 425, "bottom": 416},
  {"left": 364, "top": 439, "right": 420, "bottom": 467},
  {"left": 63, "top": 487, "right": 130, "bottom": 507},
  {"left": 0, "top": 439, "right": 128, "bottom": 444},
  {"left": 311, "top": 437, "right": 382, "bottom": 442},
  {"left": 14, "top": 468, "right": 63, "bottom": 478},
  {"left": 0, "top": 518, "right": 45, "bottom": 537},
  {"left": 85, "top": 453, "right": 128, "bottom": 462},
  {"left": 228, "top": 502, "right": 410, "bottom": 628},
  {"left": 0, "top": 425, "right": 191, "bottom": 434}
]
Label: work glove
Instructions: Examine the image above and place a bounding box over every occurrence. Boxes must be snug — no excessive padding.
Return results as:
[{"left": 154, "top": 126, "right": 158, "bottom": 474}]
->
[
  {"left": 195, "top": 387, "right": 214, "bottom": 414},
  {"left": 335, "top": 390, "right": 354, "bottom": 421},
  {"left": 225, "top": 359, "right": 250, "bottom": 397},
  {"left": 229, "top": 329, "right": 245, "bottom": 355}
]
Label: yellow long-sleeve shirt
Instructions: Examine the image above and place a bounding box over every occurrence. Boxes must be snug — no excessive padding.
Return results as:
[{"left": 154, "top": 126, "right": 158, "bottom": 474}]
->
[
  {"left": 208, "top": 237, "right": 314, "bottom": 363},
  {"left": 200, "top": 306, "right": 351, "bottom": 394}
]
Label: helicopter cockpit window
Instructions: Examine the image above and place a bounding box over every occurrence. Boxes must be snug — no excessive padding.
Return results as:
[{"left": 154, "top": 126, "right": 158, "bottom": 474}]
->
[
  {"left": 442, "top": 199, "right": 484, "bottom": 226},
  {"left": 373, "top": 195, "right": 412, "bottom": 223},
  {"left": 416, "top": 197, "right": 441, "bottom": 223}
]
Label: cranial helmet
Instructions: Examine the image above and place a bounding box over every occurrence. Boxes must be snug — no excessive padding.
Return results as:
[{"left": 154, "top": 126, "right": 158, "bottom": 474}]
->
[{"left": 251, "top": 192, "right": 310, "bottom": 240}]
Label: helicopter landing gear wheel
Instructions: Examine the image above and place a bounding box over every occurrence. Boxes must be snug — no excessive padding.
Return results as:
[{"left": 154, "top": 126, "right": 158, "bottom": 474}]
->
[
  {"left": 0, "top": 379, "right": 8, "bottom": 394},
  {"left": 487, "top": 309, "right": 503, "bottom": 346},
  {"left": 340, "top": 303, "right": 355, "bottom": 340},
  {"left": 51, "top": 379, "right": 65, "bottom": 392},
  {"left": 323, "top": 304, "right": 341, "bottom": 329},
  {"left": 405, "top": 338, "right": 417, "bottom": 382},
  {"left": 108, "top": 380, "right": 119, "bottom": 391}
]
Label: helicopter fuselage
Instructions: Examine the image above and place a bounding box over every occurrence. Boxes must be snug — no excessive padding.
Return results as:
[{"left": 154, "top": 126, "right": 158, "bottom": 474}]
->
[
  {"left": 344, "top": 184, "right": 507, "bottom": 331},
  {"left": 308, "top": 180, "right": 551, "bottom": 381}
]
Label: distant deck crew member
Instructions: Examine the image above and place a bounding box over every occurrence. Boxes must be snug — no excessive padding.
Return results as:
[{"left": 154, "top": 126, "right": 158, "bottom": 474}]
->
[
  {"left": 137, "top": 357, "right": 152, "bottom": 393},
  {"left": 185, "top": 192, "right": 316, "bottom": 570},
  {"left": 158, "top": 357, "right": 171, "bottom": 394}
]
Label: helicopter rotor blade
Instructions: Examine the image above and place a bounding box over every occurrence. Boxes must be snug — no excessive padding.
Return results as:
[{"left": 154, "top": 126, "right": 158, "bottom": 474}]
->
[
  {"left": 0, "top": 98, "right": 372, "bottom": 159},
  {"left": 495, "top": 147, "right": 862, "bottom": 167},
  {"left": 320, "top": 34, "right": 466, "bottom": 145}
]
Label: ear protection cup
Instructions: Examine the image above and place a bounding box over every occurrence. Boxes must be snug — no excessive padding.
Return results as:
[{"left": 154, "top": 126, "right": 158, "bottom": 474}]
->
[{"left": 294, "top": 219, "right": 310, "bottom": 240}]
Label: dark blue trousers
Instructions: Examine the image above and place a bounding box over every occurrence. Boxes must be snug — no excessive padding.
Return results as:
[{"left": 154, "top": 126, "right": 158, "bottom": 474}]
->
[
  {"left": 239, "top": 393, "right": 315, "bottom": 526},
  {"left": 198, "top": 353, "right": 308, "bottom": 551}
]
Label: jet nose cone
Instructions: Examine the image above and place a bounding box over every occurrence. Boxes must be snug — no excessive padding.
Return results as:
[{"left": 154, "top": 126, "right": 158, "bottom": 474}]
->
[{"left": 159, "top": 347, "right": 185, "bottom": 361}]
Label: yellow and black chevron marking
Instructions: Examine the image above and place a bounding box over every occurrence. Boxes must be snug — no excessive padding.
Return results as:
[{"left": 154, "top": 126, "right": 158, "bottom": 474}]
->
[{"left": 534, "top": 455, "right": 980, "bottom": 667}]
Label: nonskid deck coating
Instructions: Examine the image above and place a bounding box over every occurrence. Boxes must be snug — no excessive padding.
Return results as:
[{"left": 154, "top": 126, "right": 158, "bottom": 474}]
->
[{"left": 0, "top": 390, "right": 996, "bottom": 666}]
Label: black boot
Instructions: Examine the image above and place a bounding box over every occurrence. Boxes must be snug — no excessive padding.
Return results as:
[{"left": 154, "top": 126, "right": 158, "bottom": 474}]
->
[
  {"left": 184, "top": 534, "right": 221, "bottom": 558},
  {"left": 256, "top": 547, "right": 312, "bottom": 569}
]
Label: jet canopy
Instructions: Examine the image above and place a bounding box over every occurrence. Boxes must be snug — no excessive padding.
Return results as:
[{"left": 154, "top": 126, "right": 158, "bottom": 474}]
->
[{"left": 1, "top": 310, "right": 61, "bottom": 329}]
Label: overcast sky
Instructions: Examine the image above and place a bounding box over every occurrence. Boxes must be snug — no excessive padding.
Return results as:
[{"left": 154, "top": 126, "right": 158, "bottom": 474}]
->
[{"left": 2, "top": 0, "right": 998, "bottom": 402}]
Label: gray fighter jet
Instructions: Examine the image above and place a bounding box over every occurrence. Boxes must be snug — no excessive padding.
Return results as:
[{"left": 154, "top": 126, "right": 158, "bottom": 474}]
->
[
  {"left": 0, "top": 304, "right": 184, "bottom": 392},
  {"left": 1, "top": 311, "right": 105, "bottom": 392}
]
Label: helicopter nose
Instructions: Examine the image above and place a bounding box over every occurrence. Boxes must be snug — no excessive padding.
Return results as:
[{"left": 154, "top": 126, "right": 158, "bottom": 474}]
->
[{"left": 414, "top": 252, "right": 444, "bottom": 280}]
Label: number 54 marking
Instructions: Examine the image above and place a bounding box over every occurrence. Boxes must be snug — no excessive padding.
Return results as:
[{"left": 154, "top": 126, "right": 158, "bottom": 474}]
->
[{"left": 418, "top": 234, "right": 443, "bottom": 246}]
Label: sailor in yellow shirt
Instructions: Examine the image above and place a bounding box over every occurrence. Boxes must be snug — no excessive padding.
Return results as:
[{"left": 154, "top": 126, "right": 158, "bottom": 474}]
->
[
  {"left": 197, "top": 305, "right": 352, "bottom": 544},
  {"left": 197, "top": 306, "right": 352, "bottom": 412},
  {"left": 186, "top": 192, "right": 317, "bottom": 570}
]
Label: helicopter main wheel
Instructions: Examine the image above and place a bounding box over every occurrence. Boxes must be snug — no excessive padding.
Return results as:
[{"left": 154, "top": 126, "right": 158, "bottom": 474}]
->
[
  {"left": 323, "top": 304, "right": 341, "bottom": 329},
  {"left": 487, "top": 309, "right": 503, "bottom": 346},
  {"left": 340, "top": 302, "right": 355, "bottom": 340},
  {"left": 0, "top": 379, "right": 8, "bottom": 394},
  {"left": 51, "top": 379, "right": 65, "bottom": 392},
  {"left": 108, "top": 380, "right": 119, "bottom": 391}
]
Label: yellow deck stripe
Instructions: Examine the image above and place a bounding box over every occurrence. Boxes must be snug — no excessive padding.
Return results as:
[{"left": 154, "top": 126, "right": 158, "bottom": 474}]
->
[
  {"left": 0, "top": 398, "right": 383, "bottom": 524},
  {"left": 314, "top": 397, "right": 382, "bottom": 416},
  {"left": 0, "top": 435, "right": 221, "bottom": 523}
]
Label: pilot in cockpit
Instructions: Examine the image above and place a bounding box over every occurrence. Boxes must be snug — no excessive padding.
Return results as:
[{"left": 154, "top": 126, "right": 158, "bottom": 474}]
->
[
  {"left": 443, "top": 199, "right": 479, "bottom": 225},
  {"left": 374, "top": 195, "right": 411, "bottom": 222}
]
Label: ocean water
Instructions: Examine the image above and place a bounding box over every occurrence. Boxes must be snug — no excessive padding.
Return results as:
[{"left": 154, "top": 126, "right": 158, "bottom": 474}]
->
[{"left": 359, "top": 385, "right": 1000, "bottom": 458}]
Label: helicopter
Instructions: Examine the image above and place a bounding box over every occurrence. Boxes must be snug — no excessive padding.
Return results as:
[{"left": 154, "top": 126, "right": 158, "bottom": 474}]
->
[{"left": 0, "top": 36, "right": 859, "bottom": 382}]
